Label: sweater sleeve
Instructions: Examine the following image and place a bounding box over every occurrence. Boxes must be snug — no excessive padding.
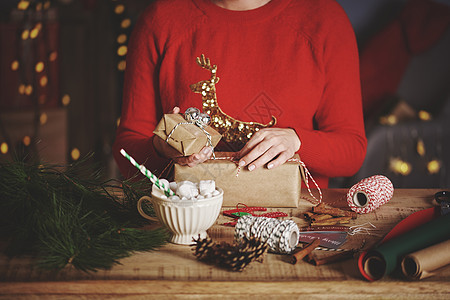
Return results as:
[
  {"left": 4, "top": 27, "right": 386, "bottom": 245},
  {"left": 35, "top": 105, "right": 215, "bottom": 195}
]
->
[
  {"left": 297, "top": 5, "right": 367, "bottom": 178},
  {"left": 112, "top": 7, "right": 169, "bottom": 179}
]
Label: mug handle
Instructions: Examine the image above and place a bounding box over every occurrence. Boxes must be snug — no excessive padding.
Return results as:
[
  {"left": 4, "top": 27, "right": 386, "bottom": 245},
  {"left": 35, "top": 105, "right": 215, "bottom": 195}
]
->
[{"left": 137, "top": 196, "right": 159, "bottom": 222}]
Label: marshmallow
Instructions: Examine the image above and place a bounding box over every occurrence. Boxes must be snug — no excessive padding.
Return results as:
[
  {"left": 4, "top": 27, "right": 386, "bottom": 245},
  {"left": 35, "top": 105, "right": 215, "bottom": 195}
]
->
[
  {"left": 169, "top": 195, "right": 181, "bottom": 202},
  {"left": 169, "top": 181, "right": 178, "bottom": 192},
  {"left": 199, "top": 180, "right": 215, "bottom": 196},
  {"left": 153, "top": 179, "right": 171, "bottom": 194},
  {"left": 176, "top": 181, "right": 199, "bottom": 198}
]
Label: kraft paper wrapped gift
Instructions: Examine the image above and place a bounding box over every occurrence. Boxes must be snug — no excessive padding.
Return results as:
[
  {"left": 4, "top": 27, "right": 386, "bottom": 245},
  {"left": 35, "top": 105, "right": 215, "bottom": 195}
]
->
[
  {"left": 174, "top": 152, "right": 304, "bottom": 207},
  {"left": 153, "top": 113, "right": 222, "bottom": 156}
]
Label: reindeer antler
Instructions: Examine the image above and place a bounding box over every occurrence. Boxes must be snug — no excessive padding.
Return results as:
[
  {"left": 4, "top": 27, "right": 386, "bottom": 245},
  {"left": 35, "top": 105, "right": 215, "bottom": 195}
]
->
[{"left": 196, "top": 54, "right": 218, "bottom": 81}]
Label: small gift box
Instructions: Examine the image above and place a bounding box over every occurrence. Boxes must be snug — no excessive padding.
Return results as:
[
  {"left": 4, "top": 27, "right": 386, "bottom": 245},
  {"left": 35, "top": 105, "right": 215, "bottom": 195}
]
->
[
  {"left": 174, "top": 152, "right": 304, "bottom": 207},
  {"left": 153, "top": 113, "right": 222, "bottom": 156}
]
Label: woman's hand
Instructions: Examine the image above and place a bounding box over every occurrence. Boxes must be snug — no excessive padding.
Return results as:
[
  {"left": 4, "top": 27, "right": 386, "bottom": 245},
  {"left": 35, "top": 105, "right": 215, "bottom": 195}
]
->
[
  {"left": 237, "top": 128, "right": 301, "bottom": 171},
  {"left": 153, "top": 106, "right": 213, "bottom": 167}
]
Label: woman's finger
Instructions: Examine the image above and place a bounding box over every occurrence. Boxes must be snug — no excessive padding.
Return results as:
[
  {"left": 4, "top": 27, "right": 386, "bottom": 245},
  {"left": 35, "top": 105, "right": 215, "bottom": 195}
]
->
[{"left": 173, "top": 146, "right": 212, "bottom": 167}]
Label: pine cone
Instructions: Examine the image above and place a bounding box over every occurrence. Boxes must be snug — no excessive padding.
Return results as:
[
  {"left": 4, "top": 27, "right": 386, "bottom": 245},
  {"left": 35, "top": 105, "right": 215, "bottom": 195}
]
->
[
  {"left": 192, "top": 236, "right": 268, "bottom": 272},
  {"left": 192, "top": 236, "right": 216, "bottom": 260}
]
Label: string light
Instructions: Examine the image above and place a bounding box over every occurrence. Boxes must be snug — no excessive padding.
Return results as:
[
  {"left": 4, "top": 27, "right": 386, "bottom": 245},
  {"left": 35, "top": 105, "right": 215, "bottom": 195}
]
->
[
  {"left": 40, "top": 113, "right": 48, "bottom": 125},
  {"left": 71, "top": 148, "right": 81, "bottom": 161},
  {"left": 117, "top": 34, "right": 127, "bottom": 44},
  {"left": 5, "top": 0, "right": 59, "bottom": 162},
  {"left": 43, "top": 1, "right": 51, "bottom": 10},
  {"left": 35, "top": 61, "right": 45, "bottom": 73},
  {"left": 114, "top": 4, "right": 125, "bottom": 14},
  {"left": 0, "top": 143, "right": 8, "bottom": 154},
  {"left": 389, "top": 157, "right": 412, "bottom": 176},
  {"left": 17, "top": 1, "right": 30, "bottom": 10},
  {"left": 25, "top": 85, "right": 33, "bottom": 96},
  {"left": 116, "top": 117, "right": 121, "bottom": 127},
  {"left": 40, "top": 76, "right": 48, "bottom": 87},
  {"left": 416, "top": 139, "right": 426, "bottom": 157},
  {"left": 21, "top": 29, "right": 30, "bottom": 40},
  {"left": 11, "top": 60, "right": 19, "bottom": 71},
  {"left": 62, "top": 94, "right": 71, "bottom": 106},
  {"left": 120, "top": 18, "right": 131, "bottom": 29},
  {"left": 18, "top": 84, "right": 26, "bottom": 95},
  {"left": 23, "top": 136, "right": 31, "bottom": 147},
  {"left": 418, "top": 110, "right": 432, "bottom": 121},
  {"left": 49, "top": 51, "right": 58, "bottom": 62},
  {"left": 117, "top": 45, "right": 127, "bottom": 56},
  {"left": 379, "top": 115, "right": 397, "bottom": 126},
  {"left": 117, "top": 60, "right": 126, "bottom": 71},
  {"left": 30, "top": 23, "right": 42, "bottom": 39},
  {"left": 427, "top": 160, "right": 441, "bottom": 174}
]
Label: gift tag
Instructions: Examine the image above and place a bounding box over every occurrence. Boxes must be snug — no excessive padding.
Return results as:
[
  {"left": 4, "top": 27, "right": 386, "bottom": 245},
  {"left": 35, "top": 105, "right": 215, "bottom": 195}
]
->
[{"left": 298, "top": 231, "right": 348, "bottom": 249}]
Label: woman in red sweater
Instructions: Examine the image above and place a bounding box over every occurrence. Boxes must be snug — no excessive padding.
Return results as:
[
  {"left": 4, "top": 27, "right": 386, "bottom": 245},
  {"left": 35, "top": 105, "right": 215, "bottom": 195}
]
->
[{"left": 112, "top": 0, "right": 367, "bottom": 188}]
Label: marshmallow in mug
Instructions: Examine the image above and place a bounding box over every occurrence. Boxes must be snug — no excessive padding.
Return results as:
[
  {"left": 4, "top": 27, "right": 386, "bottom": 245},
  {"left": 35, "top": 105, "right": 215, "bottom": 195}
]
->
[{"left": 152, "top": 179, "right": 219, "bottom": 201}]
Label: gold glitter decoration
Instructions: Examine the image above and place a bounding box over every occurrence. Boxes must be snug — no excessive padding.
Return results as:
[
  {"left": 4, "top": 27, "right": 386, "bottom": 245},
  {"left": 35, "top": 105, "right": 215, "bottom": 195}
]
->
[{"left": 190, "top": 54, "right": 276, "bottom": 146}]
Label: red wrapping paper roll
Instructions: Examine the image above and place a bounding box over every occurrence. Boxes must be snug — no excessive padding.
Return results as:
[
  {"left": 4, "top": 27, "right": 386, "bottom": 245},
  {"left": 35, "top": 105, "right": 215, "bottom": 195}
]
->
[{"left": 347, "top": 175, "right": 394, "bottom": 214}]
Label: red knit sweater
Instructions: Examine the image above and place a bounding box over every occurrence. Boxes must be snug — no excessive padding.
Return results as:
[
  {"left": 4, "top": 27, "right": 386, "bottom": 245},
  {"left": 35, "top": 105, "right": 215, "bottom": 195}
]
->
[{"left": 112, "top": 0, "right": 367, "bottom": 188}]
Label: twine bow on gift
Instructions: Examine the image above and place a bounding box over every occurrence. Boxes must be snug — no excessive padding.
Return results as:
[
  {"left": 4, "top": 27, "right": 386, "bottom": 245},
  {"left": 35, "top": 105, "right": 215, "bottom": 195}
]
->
[{"left": 165, "top": 107, "right": 216, "bottom": 159}]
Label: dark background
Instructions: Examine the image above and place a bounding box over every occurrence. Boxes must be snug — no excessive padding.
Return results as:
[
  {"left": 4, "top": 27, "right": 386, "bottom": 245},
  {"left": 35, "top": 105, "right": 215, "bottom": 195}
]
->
[{"left": 0, "top": 0, "right": 449, "bottom": 188}]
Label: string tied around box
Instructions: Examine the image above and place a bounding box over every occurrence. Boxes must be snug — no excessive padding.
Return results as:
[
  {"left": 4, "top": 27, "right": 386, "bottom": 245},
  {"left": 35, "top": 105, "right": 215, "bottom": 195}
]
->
[
  {"left": 213, "top": 155, "right": 323, "bottom": 204},
  {"left": 166, "top": 107, "right": 216, "bottom": 159},
  {"left": 288, "top": 157, "right": 322, "bottom": 204}
]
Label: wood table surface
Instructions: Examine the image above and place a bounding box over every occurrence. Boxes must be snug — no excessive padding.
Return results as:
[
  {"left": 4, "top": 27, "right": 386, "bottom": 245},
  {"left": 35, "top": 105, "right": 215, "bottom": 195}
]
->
[{"left": 1, "top": 188, "right": 449, "bottom": 299}]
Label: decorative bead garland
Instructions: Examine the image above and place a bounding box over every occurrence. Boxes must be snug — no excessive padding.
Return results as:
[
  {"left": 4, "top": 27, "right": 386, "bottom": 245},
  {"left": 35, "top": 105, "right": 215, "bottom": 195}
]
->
[
  {"left": 235, "top": 215, "right": 299, "bottom": 254},
  {"left": 347, "top": 175, "right": 394, "bottom": 214}
]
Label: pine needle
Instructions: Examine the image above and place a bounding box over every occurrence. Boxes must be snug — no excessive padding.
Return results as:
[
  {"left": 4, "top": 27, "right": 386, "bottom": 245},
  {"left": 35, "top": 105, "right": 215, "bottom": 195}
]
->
[{"left": 0, "top": 156, "right": 168, "bottom": 272}]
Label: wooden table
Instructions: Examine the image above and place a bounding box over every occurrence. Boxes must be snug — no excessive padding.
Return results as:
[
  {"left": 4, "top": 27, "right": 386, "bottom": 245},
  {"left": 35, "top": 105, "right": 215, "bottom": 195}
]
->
[{"left": 1, "top": 189, "right": 449, "bottom": 299}]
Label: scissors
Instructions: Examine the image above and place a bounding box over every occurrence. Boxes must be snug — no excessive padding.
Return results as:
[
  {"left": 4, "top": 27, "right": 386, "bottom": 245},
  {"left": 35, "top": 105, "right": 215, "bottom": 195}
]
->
[{"left": 434, "top": 191, "right": 450, "bottom": 215}]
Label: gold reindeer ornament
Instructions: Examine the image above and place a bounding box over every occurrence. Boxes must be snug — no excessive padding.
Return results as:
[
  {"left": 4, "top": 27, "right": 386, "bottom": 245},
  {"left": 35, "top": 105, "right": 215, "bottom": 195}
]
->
[{"left": 190, "top": 54, "right": 276, "bottom": 146}]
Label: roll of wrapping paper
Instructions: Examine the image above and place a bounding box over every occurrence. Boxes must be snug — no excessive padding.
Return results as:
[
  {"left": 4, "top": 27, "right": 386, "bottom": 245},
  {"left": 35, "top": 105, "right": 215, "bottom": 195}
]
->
[
  {"left": 361, "top": 213, "right": 450, "bottom": 281},
  {"left": 347, "top": 175, "right": 394, "bottom": 214},
  {"left": 401, "top": 239, "right": 450, "bottom": 280}
]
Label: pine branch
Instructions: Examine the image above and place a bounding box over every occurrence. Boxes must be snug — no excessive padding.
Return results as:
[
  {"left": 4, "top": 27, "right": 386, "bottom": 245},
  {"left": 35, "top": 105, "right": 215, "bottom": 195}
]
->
[{"left": 0, "top": 156, "right": 168, "bottom": 272}]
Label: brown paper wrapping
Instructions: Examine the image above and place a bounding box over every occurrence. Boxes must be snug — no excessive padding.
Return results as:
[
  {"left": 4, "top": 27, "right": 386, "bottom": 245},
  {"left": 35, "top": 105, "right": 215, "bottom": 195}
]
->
[
  {"left": 401, "top": 239, "right": 450, "bottom": 280},
  {"left": 153, "top": 114, "right": 222, "bottom": 156},
  {"left": 174, "top": 152, "right": 303, "bottom": 207}
]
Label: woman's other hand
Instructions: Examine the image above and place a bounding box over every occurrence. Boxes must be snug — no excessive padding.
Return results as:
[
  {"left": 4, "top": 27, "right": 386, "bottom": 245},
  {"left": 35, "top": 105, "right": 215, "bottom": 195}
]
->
[{"left": 237, "top": 128, "right": 301, "bottom": 171}]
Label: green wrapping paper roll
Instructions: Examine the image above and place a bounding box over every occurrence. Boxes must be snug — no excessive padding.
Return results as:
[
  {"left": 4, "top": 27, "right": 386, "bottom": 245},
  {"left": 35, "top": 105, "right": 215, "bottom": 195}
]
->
[{"left": 363, "top": 213, "right": 450, "bottom": 280}]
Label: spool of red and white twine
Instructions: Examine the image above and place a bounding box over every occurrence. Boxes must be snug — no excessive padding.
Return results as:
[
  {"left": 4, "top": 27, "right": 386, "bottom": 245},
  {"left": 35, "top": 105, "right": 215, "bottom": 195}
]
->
[{"left": 347, "top": 175, "right": 394, "bottom": 214}]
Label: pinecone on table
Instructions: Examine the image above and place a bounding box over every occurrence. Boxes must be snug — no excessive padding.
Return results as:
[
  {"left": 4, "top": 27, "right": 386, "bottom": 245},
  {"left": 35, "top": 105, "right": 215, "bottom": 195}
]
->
[{"left": 192, "top": 235, "right": 268, "bottom": 271}]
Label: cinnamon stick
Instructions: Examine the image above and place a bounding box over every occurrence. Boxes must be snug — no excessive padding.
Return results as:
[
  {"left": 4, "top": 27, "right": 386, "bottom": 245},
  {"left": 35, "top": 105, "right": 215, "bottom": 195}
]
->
[
  {"left": 306, "top": 250, "right": 356, "bottom": 266},
  {"left": 290, "top": 239, "right": 321, "bottom": 265},
  {"left": 311, "top": 216, "right": 352, "bottom": 226},
  {"left": 312, "top": 203, "right": 357, "bottom": 219},
  {"left": 311, "top": 214, "right": 333, "bottom": 221}
]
